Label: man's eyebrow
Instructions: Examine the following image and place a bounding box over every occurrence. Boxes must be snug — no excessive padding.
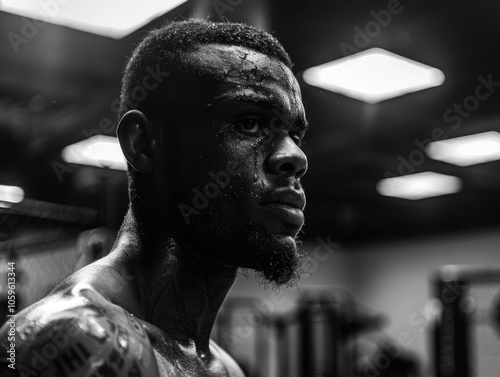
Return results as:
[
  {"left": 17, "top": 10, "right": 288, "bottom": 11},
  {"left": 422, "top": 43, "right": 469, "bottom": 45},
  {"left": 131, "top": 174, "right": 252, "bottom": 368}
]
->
[{"left": 211, "top": 92, "right": 309, "bottom": 131}]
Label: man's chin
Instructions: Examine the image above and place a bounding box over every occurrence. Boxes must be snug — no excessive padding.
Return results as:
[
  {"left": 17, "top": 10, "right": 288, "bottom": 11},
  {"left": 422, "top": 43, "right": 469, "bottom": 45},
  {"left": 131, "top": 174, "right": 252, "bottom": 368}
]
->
[
  {"left": 232, "top": 228, "right": 304, "bottom": 289},
  {"left": 177, "top": 210, "right": 304, "bottom": 288}
]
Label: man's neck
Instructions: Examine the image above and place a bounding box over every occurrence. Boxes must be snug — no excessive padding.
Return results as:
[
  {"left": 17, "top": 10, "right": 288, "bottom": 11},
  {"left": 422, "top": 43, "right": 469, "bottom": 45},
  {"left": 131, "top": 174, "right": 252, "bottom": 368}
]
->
[{"left": 110, "top": 209, "right": 237, "bottom": 355}]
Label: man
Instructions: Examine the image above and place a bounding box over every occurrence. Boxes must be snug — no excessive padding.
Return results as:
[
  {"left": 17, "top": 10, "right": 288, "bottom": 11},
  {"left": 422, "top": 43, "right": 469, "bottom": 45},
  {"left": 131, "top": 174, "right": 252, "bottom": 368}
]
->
[{"left": 0, "top": 19, "right": 308, "bottom": 376}]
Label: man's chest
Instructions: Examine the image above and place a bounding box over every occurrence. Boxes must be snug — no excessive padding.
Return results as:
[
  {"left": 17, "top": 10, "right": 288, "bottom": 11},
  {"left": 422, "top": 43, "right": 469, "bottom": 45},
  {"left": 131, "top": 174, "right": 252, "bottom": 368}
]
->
[
  {"left": 151, "top": 346, "right": 234, "bottom": 377},
  {"left": 137, "top": 315, "right": 243, "bottom": 377}
]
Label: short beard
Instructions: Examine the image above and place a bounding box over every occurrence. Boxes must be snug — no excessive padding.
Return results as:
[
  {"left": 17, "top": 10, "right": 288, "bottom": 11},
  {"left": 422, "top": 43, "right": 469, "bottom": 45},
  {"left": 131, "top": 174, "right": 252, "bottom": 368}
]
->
[
  {"left": 233, "top": 225, "right": 305, "bottom": 290},
  {"left": 173, "top": 201, "right": 305, "bottom": 290}
]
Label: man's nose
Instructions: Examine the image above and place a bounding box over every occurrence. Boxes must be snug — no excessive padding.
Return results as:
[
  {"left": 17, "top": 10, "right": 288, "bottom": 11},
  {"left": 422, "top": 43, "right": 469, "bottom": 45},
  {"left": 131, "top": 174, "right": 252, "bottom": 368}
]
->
[{"left": 265, "top": 137, "right": 308, "bottom": 179}]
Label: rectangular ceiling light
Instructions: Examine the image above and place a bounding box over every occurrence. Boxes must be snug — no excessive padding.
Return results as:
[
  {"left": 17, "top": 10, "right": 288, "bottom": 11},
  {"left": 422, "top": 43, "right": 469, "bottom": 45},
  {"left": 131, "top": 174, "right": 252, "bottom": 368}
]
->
[
  {"left": 303, "top": 48, "right": 445, "bottom": 104},
  {"left": 0, "top": 185, "right": 25, "bottom": 208},
  {"left": 1, "top": 0, "right": 187, "bottom": 39},
  {"left": 426, "top": 131, "right": 500, "bottom": 167},
  {"left": 62, "top": 135, "right": 127, "bottom": 171},
  {"left": 376, "top": 171, "right": 462, "bottom": 200}
]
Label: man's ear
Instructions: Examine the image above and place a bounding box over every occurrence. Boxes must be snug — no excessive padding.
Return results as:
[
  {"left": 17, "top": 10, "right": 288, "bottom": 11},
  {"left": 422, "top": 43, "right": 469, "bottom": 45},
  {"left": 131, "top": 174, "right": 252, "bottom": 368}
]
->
[{"left": 117, "top": 110, "right": 155, "bottom": 172}]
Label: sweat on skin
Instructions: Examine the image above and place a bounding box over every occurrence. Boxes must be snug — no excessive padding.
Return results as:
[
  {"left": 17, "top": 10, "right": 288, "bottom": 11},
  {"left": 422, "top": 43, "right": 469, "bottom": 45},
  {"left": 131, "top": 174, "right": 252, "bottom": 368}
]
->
[{"left": 0, "top": 36, "right": 309, "bottom": 377}]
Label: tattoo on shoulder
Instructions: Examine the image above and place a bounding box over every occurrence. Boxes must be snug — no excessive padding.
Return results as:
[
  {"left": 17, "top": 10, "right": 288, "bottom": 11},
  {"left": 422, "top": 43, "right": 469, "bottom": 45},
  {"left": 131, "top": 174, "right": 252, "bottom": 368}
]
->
[{"left": 14, "top": 303, "right": 158, "bottom": 376}]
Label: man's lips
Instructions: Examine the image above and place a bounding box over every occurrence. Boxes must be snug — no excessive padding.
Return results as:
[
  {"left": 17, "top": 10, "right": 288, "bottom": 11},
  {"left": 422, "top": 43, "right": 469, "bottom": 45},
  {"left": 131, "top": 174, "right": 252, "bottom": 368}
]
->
[
  {"left": 259, "top": 189, "right": 306, "bottom": 226},
  {"left": 260, "top": 189, "right": 306, "bottom": 210},
  {"left": 260, "top": 203, "right": 304, "bottom": 225}
]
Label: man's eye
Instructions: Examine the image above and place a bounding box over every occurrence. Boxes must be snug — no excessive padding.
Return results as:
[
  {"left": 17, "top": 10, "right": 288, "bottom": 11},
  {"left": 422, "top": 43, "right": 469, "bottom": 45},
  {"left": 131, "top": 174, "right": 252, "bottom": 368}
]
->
[{"left": 237, "top": 118, "right": 262, "bottom": 134}]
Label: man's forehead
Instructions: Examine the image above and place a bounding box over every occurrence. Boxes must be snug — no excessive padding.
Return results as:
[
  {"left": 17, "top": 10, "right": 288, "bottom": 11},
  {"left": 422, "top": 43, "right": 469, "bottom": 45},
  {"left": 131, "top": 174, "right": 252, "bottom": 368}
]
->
[
  {"left": 183, "top": 43, "right": 304, "bottom": 119},
  {"left": 186, "top": 44, "right": 289, "bottom": 78}
]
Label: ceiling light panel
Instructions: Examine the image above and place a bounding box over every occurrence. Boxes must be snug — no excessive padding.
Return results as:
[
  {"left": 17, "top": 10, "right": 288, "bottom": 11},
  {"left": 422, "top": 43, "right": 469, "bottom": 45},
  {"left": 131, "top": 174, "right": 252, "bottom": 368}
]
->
[
  {"left": 303, "top": 48, "right": 445, "bottom": 104},
  {"left": 427, "top": 131, "right": 500, "bottom": 167},
  {"left": 1, "top": 0, "right": 187, "bottom": 39},
  {"left": 376, "top": 171, "right": 462, "bottom": 200}
]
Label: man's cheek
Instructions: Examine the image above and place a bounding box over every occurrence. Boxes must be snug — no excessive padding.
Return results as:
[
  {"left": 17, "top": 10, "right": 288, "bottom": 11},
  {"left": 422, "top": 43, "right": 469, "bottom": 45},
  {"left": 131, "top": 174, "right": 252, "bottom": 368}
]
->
[{"left": 226, "top": 160, "right": 242, "bottom": 175}]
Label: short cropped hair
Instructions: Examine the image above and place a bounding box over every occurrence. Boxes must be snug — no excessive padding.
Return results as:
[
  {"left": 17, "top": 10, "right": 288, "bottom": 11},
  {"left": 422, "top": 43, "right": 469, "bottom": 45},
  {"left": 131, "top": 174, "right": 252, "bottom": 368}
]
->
[
  {"left": 119, "top": 19, "right": 292, "bottom": 121},
  {"left": 119, "top": 20, "right": 293, "bottom": 213}
]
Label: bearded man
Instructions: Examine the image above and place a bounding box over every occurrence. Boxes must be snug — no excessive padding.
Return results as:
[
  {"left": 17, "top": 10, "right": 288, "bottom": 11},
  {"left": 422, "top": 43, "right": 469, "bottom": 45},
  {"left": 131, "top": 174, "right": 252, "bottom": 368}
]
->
[{"left": 0, "top": 19, "right": 308, "bottom": 376}]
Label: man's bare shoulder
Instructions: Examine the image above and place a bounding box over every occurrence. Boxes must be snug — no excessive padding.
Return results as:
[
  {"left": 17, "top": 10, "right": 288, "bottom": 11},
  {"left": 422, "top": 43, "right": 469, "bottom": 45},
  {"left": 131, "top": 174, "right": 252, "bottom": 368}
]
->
[
  {"left": 210, "top": 341, "right": 246, "bottom": 377},
  {"left": 0, "top": 283, "right": 160, "bottom": 377}
]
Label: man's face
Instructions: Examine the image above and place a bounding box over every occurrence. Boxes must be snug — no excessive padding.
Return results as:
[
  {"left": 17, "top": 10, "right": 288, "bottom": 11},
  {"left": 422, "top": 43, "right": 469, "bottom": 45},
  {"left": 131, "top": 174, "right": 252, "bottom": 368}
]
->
[{"left": 156, "top": 44, "right": 308, "bottom": 286}]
